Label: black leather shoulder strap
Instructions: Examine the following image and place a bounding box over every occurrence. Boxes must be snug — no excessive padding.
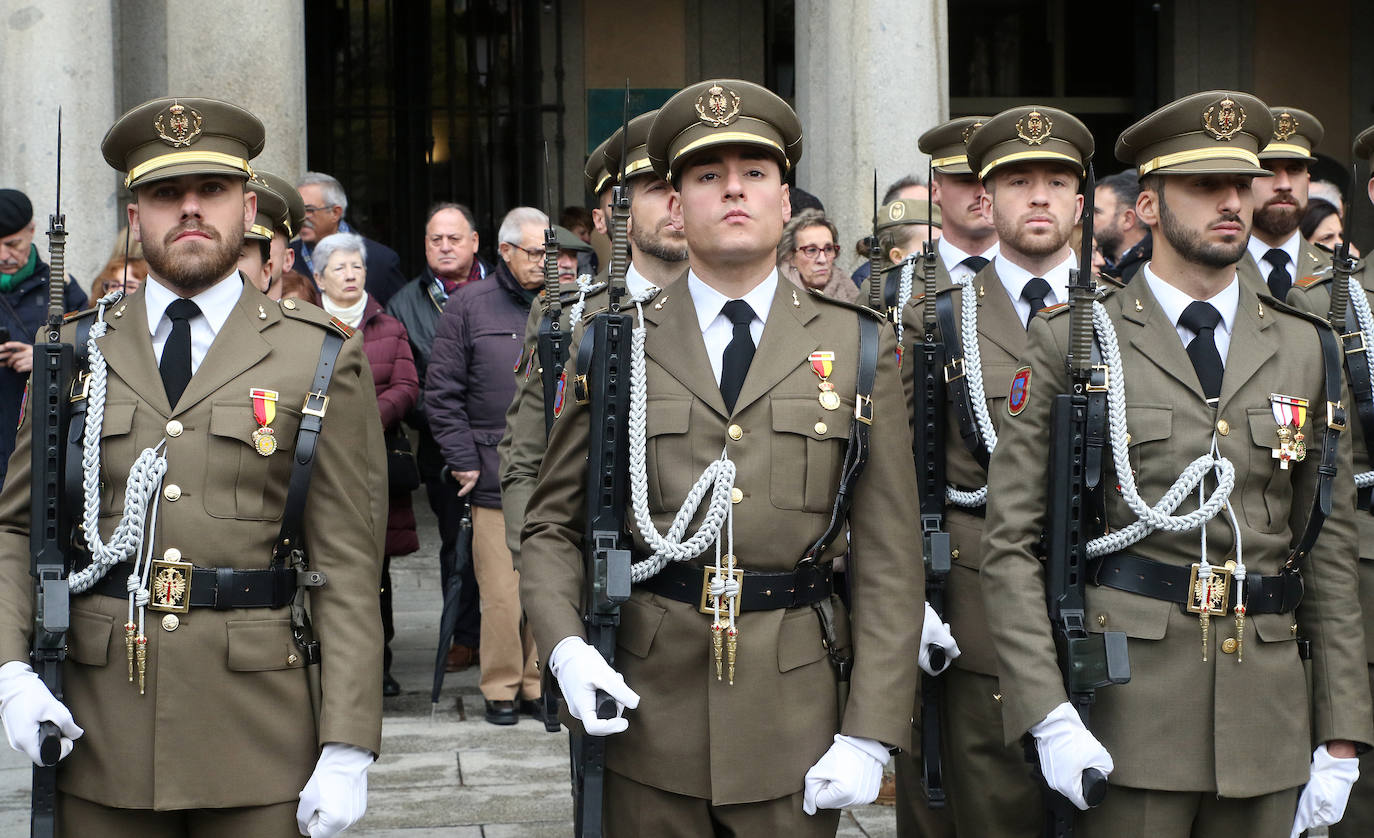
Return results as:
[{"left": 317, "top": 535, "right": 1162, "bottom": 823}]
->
[
  {"left": 272, "top": 331, "right": 346, "bottom": 567},
  {"left": 63, "top": 316, "right": 96, "bottom": 513},
  {"left": 935, "top": 289, "right": 988, "bottom": 468},
  {"left": 1341, "top": 298, "right": 1374, "bottom": 482},
  {"left": 1288, "top": 321, "right": 1345, "bottom": 568}
]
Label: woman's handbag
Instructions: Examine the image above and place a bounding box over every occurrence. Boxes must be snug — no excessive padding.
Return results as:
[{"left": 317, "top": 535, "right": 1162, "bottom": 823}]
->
[{"left": 385, "top": 429, "right": 421, "bottom": 494}]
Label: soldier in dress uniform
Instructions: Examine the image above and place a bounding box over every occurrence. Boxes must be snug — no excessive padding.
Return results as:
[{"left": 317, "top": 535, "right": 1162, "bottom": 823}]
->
[
  {"left": 1288, "top": 123, "right": 1374, "bottom": 838},
  {"left": 498, "top": 108, "right": 687, "bottom": 559},
  {"left": 520, "top": 79, "right": 923, "bottom": 835},
  {"left": 237, "top": 172, "right": 292, "bottom": 294},
  {"left": 1239, "top": 107, "right": 1330, "bottom": 297},
  {"left": 891, "top": 105, "right": 1099, "bottom": 838},
  {"left": 0, "top": 97, "right": 388, "bottom": 837},
  {"left": 856, "top": 197, "right": 942, "bottom": 323},
  {"left": 981, "top": 91, "right": 1373, "bottom": 838}
]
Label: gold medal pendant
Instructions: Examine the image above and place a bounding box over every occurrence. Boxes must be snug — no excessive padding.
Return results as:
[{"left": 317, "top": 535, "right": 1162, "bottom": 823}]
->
[
  {"left": 818, "top": 383, "right": 841, "bottom": 411},
  {"left": 250, "top": 387, "right": 279, "bottom": 457},
  {"left": 811, "top": 351, "right": 840, "bottom": 411},
  {"left": 1269, "top": 393, "right": 1309, "bottom": 470},
  {"left": 251, "top": 426, "right": 277, "bottom": 456}
]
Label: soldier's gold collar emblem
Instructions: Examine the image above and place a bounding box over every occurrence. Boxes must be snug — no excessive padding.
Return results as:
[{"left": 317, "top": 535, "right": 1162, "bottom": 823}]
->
[
  {"left": 1273, "top": 112, "right": 1299, "bottom": 142},
  {"left": 696, "top": 85, "right": 742, "bottom": 128},
  {"left": 154, "top": 101, "right": 204, "bottom": 148},
  {"left": 1203, "top": 97, "right": 1245, "bottom": 141},
  {"left": 1016, "top": 110, "right": 1052, "bottom": 145}
]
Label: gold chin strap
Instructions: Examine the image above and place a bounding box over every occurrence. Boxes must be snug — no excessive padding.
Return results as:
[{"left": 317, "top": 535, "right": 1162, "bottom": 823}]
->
[
  {"left": 124, "top": 151, "right": 253, "bottom": 188},
  {"left": 1138, "top": 147, "right": 1261, "bottom": 177},
  {"left": 979, "top": 150, "right": 1082, "bottom": 180}
]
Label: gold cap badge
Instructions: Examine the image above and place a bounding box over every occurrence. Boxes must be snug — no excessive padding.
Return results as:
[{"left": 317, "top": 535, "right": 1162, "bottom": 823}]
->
[
  {"left": 1203, "top": 97, "right": 1245, "bottom": 141},
  {"left": 888, "top": 202, "right": 906, "bottom": 221},
  {"left": 154, "top": 101, "right": 204, "bottom": 148},
  {"left": 961, "top": 120, "right": 985, "bottom": 144},
  {"left": 695, "top": 84, "right": 742, "bottom": 128},
  {"left": 1016, "top": 110, "right": 1052, "bottom": 145},
  {"left": 1273, "top": 111, "right": 1299, "bottom": 142}
]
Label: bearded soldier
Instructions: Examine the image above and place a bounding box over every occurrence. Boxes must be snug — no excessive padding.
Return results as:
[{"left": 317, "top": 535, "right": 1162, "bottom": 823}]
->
[{"left": 1240, "top": 106, "right": 1330, "bottom": 298}]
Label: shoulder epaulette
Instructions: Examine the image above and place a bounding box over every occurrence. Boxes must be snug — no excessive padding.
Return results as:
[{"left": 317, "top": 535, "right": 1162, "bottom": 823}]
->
[
  {"left": 1258, "top": 292, "right": 1336, "bottom": 330},
  {"left": 1295, "top": 272, "right": 1330, "bottom": 290},
  {"left": 806, "top": 288, "right": 886, "bottom": 321},
  {"left": 279, "top": 299, "right": 355, "bottom": 338},
  {"left": 62, "top": 306, "right": 99, "bottom": 323},
  {"left": 1040, "top": 302, "right": 1070, "bottom": 317}
]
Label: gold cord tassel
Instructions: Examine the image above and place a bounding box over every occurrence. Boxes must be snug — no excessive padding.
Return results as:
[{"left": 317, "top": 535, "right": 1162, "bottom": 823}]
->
[
  {"left": 712, "top": 622, "right": 724, "bottom": 680},
  {"left": 726, "top": 625, "right": 738, "bottom": 686},
  {"left": 125, "top": 621, "right": 136, "bottom": 682},
  {"left": 135, "top": 635, "right": 148, "bottom": 695},
  {"left": 1234, "top": 606, "right": 1246, "bottom": 663},
  {"left": 1200, "top": 612, "right": 1209, "bottom": 662}
]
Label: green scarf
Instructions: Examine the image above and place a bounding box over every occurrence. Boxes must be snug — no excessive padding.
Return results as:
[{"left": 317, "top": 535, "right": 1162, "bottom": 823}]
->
[{"left": 0, "top": 245, "right": 38, "bottom": 293}]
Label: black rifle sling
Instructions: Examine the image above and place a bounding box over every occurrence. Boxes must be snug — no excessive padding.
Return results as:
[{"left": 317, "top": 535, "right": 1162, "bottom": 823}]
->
[
  {"left": 272, "top": 331, "right": 345, "bottom": 568},
  {"left": 1287, "top": 322, "right": 1345, "bottom": 569},
  {"left": 1084, "top": 340, "right": 1108, "bottom": 490},
  {"left": 1341, "top": 298, "right": 1374, "bottom": 482},
  {"left": 935, "top": 291, "right": 988, "bottom": 469},
  {"left": 573, "top": 325, "right": 596, "bottom": 405},
  {"left": 63, "top": 316, "right": 94, "bottom": 513},
  {"left": 803, "top": 315, "right": 880, "bottom": 561}
]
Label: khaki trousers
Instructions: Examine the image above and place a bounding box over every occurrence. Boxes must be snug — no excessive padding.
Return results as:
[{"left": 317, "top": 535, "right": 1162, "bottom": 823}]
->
[
  {"left": 59, "top": 794, "right": 299, "bottom": 837},
  {"left": 1077, "top": 784, "right": 1299, "bottom": 838},
  {"left": 603, "top": 769, "right": 842, "bottom": 837},
  {"left": 895, "top": 667, "right": 1039, "bottom": 837},
  {"left": 1330, "top": 663, "right": 1374, "bottom": 838},
  {"left": 472, "top": 504, "right": 539, "bottom": 701}
]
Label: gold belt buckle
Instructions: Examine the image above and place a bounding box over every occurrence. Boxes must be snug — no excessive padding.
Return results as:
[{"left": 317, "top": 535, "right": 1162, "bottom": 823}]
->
[
  {"left": 147, "top": 558, "right": 193, "bottom": 613},
  {"left": 1186, "top": 562, "right": 1231, "bottom": 616},
  {"left": 698, "top": 566, "right": 744, "bottom": 615}
]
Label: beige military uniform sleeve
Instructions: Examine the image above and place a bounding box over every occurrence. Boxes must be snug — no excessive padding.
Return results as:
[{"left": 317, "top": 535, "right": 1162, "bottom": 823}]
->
[{"left": 498, "top": 302, "right": 547, "bottom": 558}]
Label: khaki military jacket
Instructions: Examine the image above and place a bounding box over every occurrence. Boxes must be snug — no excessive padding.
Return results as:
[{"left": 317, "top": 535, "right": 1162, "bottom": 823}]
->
[
  {"left": 1238, "top": 236, "right": 1330, "bottom": 297},
  {"left": 520, "top": 272, "right": 923, "bottom": 805},
  {"left": 858, "top": 255, "right": 951, "bottom": 325},
  {"left": 1288, "top": 258, "right": 1374, "bottom": 665},
  {"left": 980, "top": 277, "right": 1373, "bottom": 797},
  {"left": 0, "top": 280, "right": 388, "bottom": 810},
  {"left": 898, "top": 262, "right": 1036, "bottom": 676}
]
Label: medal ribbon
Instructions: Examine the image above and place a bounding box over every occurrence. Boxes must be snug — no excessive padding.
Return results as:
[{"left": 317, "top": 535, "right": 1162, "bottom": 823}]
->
[
  {"left": 809, "top": 350, "right": 834, "bottom": 380},
  {"left": 251, "top": 388, "right": 278, "bottom": 427}
]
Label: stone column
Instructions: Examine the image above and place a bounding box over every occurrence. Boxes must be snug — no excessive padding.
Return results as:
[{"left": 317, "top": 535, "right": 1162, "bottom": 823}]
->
[
  {"left": 794, "top": 0, "right": 948, "bottom": 260},
  {"left": 161, "top": 0, "right": 308, "bottom": 183},
  {"left": 0, "top": 0, "right": 118, "bottom": 286}
]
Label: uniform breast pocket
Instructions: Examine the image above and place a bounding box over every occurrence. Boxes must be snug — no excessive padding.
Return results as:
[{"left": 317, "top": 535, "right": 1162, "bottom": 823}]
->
[
  {"left": 981, "top": 363, "right": 1018, "bottom": 420},
  {"left": 1244, "top": 408, "right": 1294, "bottom": 533},
  {"left": 1124, "top": 404, "right": 1173, "bottom": 475},
  {"left": 204, "top": 400, "right": 301, "bottom": 521},
  {"left": 645, "top": 395, "right": 693, "bottom": 510},
  {"left": 770, "top": 395, "right": 849, "bottom": 512},
  {"left": 97, "top": 401, "right": 139, "bottom": 514}
]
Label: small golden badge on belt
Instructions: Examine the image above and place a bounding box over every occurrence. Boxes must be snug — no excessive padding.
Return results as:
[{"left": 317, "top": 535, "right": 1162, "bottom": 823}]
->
[
  {"left": 810, "top": 351, "right": 841, "bottom": 411},
  {"left": 1269, "top": 393, "right": 1308, "bottom": 469},
  {"left": 149, "top": 557, "right": 192, "bottom": 613},
  {"left": 251, "top": 387, "right": 279, "bottom": 456}
]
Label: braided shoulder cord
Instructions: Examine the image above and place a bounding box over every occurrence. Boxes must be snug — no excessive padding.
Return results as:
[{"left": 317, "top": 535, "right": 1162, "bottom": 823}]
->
[
  {"left": 947, "top": 275, "right": 994, "bottom": 508},
  {"left": 893, "top": 258, "right": 915, "bottom": 349},
  {"left": 1346, "top": 274, "right": 1374, "bottom": 488},
  {"left": 566, "top": 275, "right": 606, "bottom": 327}
]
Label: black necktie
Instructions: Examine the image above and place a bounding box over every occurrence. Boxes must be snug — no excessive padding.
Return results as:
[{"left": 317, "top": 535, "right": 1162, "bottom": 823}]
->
[
  {"left": 960, "top": 255, "right": 990, "bottom": 274},
  {"left": 160, "top": 298, "right": 201, "bottom": 408},
  {"left": 1179, "top": 301, "right": 1224, "bottom": 402},
  {"left": 719, "top": 300, "right": 756, "bottom": 413},
  {"left": 1265, "top": 248, "right": 1293, "bottom": 299},
  {"left": 1021, "top": 277, "right": 1052, "bottom": 330}
]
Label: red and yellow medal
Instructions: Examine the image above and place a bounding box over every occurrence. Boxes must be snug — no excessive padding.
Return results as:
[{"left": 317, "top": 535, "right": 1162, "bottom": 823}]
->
[
  {"left": 250, "top": 387, "right": 279, "bottom": 456},
  {"left": 810, "top": 350, "right": 840, "bottom": 410}
]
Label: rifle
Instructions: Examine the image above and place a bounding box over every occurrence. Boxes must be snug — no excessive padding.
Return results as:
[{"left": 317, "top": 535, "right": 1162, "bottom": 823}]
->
[
  {"left": 1326, "top": 164, "right": 1374, "bottom": 463},
  {"left": 866, "top": 171, "right": 883, "bottom": 311},
  {"left": 569, "top": 85, "right": 634, "bottom": 838},
  {"left": 1037, "top": 163, "right": 1129, "bottom": 837},
  {"left": 912, "top": 159, "right": 950, "bottom": 808},
  {"left": 30, "top": 112, "right": 73, "bottom": 838},
  {"left": 538, "top": 142, "right": 566, "bottom": 438}
]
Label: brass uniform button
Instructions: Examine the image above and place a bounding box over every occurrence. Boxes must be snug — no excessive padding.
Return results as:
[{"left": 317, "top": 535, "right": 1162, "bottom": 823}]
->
[
  {"left": 814, "top": 422, "right": 827, "bottom": 435},
  {"left": 950, "top": 548, "right": 960, "bottom": 560},
  {"left": 282, "top": 299, "right": 297, "bottom": 310},
  {"left": 1291, "top": 624, "right": 1299, "bottom": 636},
  {"left": 1224, "top": 560, "right": 1236, "bottom": 571},
  {"left": 730, "top": 488, "right": 743, "bottom": 504},
  {"left": 1217, "top": 419, "right": 1230, "bottom": 436},
  {"left": 163, "top": 548, "right": 182, "bottom": 562},
  {"left": 1097, "top": 614, "right": 1107, "bottom": 627},
  {"left": 164, "top": 484, "right": 181, "bottom": 502},
  {"left": 161, "top": 614, "right": 179, "bottom": 632},
  {"left": 1221, "top": 637, "right": 1238, "bottom": 654},
  {"left": 287, "top": 653, "right": 299, "bottom": 665},
  {"left": 728, "top": 424, "right": 743, "bottom": 440},
  {"left": 1125, "top": 433, "right": 1132, "bottom": 445},
  {"left": 166, "top": 420, "right": 184, "bottom": 437}
]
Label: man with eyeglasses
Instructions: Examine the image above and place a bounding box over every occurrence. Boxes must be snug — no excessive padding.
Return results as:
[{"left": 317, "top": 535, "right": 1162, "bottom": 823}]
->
[{"left": 293, "top": 171, "right": 407, "bottom": 305}]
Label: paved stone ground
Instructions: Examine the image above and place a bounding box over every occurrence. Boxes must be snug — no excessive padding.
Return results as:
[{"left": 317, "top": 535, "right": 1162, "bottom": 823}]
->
[{"left": 0, "top": 498, "right": 897, "bottom": 836}]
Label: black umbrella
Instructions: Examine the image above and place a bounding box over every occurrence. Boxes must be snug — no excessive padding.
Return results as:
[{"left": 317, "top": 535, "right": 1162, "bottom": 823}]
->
[{"left": 431, "top": 495, "right": 474, "bottom": 716}]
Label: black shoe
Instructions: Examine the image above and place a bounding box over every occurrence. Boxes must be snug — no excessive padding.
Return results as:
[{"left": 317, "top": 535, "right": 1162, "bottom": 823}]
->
[
  {"left": 518, "top": 698, "right": 545, "bottom": 721},
  {"left": 484, "top": 699, "right": 518, "bottom": 725},
  {"left": 382, "top": 674, "right": 401, "bottom": 697}
]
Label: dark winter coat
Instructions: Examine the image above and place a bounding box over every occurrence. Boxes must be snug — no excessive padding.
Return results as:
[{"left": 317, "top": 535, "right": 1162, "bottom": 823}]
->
[
  {"left": 425, "top": 261, "right": 532, "bottom": 509},
  {"left": 359, "top": 295, "right": 420, "bottom": 555}
]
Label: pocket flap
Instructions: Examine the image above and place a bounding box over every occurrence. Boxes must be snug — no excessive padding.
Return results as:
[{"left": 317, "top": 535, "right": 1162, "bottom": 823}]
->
[
  {"left": 616, "top": 596, "right": 666, "bottom": 659},
  {"left": 99, "top": 401, "right": 137, "bottom": 439},
  {"left": 1247, "top": 408, "right": 1281, "bottom": 449},
  {"left": 1252, "top": 611, "right": 1298, "bottom": 643},
  {"left": 646, "top": 396, "right": 691, "bottom": 439},
  {"left": 778, "top": 607, "right": 829, "bottom": 672},
  {"left": 67, "top": 608, "right": 113, "bottom": 667},
  {"left": 226, "top": 619, "right": 308, "bottom": 671},
  {"left": 771, "top": 396, "right": 850, "bottom": 441},
  {"left": 1125, "top": 405, "right": 1172, "bottom": 446},
  {"left": 981, "top": 364, "right": 1019, "bottom": 402},
  {"left": 1086, "top": 584, "right": 1173, "bottom": 640}
]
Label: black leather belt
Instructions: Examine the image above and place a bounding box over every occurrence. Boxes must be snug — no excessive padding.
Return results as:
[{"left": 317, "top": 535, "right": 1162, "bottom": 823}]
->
[
  {"left": 1091, "top": 553, "right": 1303, "bottom": 615},
  {"left": 86, "top": 565, "right": 297, "bottom": 610},
  {"left": 638, "top": 561, "right": 833, "bottom": 612}
]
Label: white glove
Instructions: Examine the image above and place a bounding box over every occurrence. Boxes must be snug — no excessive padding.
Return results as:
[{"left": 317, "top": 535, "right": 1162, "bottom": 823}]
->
[
  {"left": 919, "top": 602, "right": 960, "bottom": 676},
  {"left": 0, "top": 660, "right": 82, "bottom": 766},
  {"left": 1289, "top": 744, "right": 1360, "bottom": 838},
  {"left": 296, "top": 742, "right": 374, "bottom": 838},
  {"left": 549, "top": 637, "right": 641, "bottom": 735},
  {"left": 1029, "top": 702, "right": 1113, "bottom": 811},
  {"left": 802, "top": 734, "right": 890, "bottom": 815}
]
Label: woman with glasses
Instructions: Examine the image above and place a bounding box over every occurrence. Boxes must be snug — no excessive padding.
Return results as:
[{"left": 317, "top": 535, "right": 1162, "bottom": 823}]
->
[{"left": 778, "top": 208, "right": 858, "bottom": 302}]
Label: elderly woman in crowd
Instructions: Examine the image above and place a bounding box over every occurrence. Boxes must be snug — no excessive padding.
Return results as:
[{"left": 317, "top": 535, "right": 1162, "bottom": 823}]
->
[
  {"left": 778, "top": 208, "right": 858, "bottom": 302},
  {"left": 90, "top": 255, "right": 147, "bottom": 301},
  {"left": 313, "top": 231, "right": 419, "bottom": 698}
]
